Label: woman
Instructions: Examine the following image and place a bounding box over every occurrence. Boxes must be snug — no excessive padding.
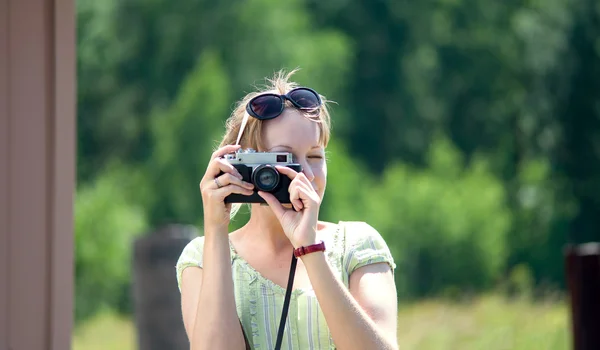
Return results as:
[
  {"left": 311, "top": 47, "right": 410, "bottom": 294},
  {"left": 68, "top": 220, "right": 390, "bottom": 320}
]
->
[{"left": 176, "top": 70, "right": 398, "bottom": 350}]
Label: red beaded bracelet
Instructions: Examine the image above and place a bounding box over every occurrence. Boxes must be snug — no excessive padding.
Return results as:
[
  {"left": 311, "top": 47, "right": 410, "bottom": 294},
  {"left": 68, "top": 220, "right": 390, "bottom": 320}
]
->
[{"left": 294, "top": 240, "right": 326, "bottom": 258}]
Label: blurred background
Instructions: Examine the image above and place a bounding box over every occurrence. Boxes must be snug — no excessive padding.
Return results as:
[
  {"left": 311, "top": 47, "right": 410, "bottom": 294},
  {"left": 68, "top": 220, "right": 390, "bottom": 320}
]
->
[{"left": 72, "top": 0, "right": 600, "bottom": 349}]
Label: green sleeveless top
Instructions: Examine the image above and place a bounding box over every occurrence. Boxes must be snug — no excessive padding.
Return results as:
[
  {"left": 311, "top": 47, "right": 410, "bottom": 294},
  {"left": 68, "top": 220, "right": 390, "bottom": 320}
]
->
[{"left": 175, "top": 221, "right": 396, "bottom": 350}]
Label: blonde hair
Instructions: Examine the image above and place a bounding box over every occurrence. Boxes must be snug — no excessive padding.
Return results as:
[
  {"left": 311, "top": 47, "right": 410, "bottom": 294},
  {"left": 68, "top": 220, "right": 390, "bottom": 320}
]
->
[
  {"left": 218, "top": 69, "right": 332, "bottom": 150},
  {"left": 218, "top": 69, "right": 332, "bottom": 219}
]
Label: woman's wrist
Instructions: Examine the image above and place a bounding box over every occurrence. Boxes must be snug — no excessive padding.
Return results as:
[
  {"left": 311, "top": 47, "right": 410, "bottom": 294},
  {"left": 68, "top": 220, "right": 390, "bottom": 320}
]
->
[
  {"left": 294, "top": 240, "right": 326, "bottom": 259},
  {"left": 292, "top": 227, "right": 325, "bottom": 257},
  {"left": 204, "top": 224, "right": 230, "bottom": 241},
  {"left": 292, "top": 236, "right": 320, "bottom": 250},
  {"left": 298, "top": 248, "right": 326, "bottom": 266},
  {"left": 293, "top": 240, "right": 320, "bottom": 250},
  {"left": 204, "top": 218, "right": 229, "bottom": 232},
  {"left": 290, "top": 225, "right": 320, "bottom": 248}
]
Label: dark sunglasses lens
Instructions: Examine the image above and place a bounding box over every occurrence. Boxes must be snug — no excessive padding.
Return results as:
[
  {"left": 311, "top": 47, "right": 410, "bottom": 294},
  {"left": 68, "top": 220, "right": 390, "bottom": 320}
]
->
[
  {"left": 289, "top": 89, "right": 320, "bottom": 109},
  {"left": 250, "top": 95, "right": 283, "bottom": 119}
]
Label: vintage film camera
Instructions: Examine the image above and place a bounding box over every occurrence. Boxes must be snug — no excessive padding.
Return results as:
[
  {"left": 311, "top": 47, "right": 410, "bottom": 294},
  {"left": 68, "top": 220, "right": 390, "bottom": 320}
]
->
[{"left": 222, "top": 148, "right": 302, "bottom": 204}]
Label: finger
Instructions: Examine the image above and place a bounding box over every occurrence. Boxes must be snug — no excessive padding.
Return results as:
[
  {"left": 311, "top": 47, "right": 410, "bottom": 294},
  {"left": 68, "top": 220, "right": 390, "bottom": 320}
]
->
[
  {"left": 211, "top": 144, "right": 241, "bottom": 159},
  {"left": 275, "top": 165, "right": 299, "bottom": 181},
  {"left": 206, "top": 158, "right": 243, "bottom": 180},
  {"left": 201, "top": 162, "right": 243, "bottom": 192},
  {"left": 257, "top": 191, "right": 286, "bottom": 219},
  {"left": 291, "top": 184, "right": 320, "bottom": 209},
  {"left": 212, "top": 173, "right": 254, "bottom": 191},
  {"left": 289, "top": 186, "right": 304, "bottom": 211},
  {"left": 291, "top": 171, "right": 312, "bottom": 187},
  {"left": 290, "top": 176, "right": 312, "bottom": 193},
  {"left": 213, "top": 184, "right": 254, "bottom": 199},
  {"left": 278, "top": 166, "right": 314, "bottom": 191},
  {"left": 296, "top": 186, "right": 319, "bottom": 206},
  {"left": 288, "top": 175, "right": 313, "bottom": 199}
]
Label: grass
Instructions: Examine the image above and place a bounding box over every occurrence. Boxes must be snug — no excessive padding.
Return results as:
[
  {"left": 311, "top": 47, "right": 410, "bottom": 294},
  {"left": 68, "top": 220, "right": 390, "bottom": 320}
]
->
[
  {"left": 72, "top": 294, "right": 569, "bottom": 350},
  {"left": 72, "top": 311, "right": 136, "bottom": 350},
  {"left": 396, "top": 294, "right": 569, "bottom": 349}
]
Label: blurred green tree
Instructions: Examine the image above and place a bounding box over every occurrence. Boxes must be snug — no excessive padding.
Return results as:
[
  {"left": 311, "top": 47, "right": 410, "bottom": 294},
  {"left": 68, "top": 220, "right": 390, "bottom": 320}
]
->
[
  {"left": 74, "top": 0, "right": 600, "bottom": 317},
  {"left": 75, "top": 165, "right": 149, "bottom": 322},
  {"left": 326, "top": 135, "right": 511, "bottom": 298},
  {"left": 306, "top": 0, "right": 595, "bottom": 290}
]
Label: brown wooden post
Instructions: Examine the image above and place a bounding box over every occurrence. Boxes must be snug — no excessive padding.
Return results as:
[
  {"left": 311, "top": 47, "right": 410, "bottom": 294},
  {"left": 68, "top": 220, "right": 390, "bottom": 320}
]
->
[
  {"left": 0, "top": 0, "right": 8, "bottom": 344},
  {"left": 0, "top": 0, "right": 75, "bottom": 349},
  {"left": 565, "top": 243, "right": 600, "bottom": 350},
  {"left": 133, "top": 224, "right": 199, "bottom": 350}
]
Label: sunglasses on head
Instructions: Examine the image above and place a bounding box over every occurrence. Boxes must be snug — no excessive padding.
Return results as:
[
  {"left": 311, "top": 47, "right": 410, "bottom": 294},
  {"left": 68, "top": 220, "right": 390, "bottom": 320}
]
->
[{"left": 246, "top": 87, "right": 322, "bottom": 120}]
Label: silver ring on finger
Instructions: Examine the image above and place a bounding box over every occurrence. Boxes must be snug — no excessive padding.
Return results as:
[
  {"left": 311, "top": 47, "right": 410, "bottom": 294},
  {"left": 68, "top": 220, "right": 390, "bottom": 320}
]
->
[{"left": 214, "top": 177, "right": 223, "bottom": 188}]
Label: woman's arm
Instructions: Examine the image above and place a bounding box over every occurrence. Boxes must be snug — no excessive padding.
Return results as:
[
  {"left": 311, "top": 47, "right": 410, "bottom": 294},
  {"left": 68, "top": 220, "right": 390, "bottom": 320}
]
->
[
  {"left": 302, "top": 253, "right": 398, "bottom": 350},
  {"left": 180, "top": 232, "right": 246, "bottom": 350},
  {"left": 181, "top": 144, "right": 253, "bottom": 349},
  {"left": 257, "top": 166, "right": 398, "bottom": 349}
]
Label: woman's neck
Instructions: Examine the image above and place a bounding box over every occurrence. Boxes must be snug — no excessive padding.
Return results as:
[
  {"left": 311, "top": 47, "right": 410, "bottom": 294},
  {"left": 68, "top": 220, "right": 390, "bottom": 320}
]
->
[
  {"left": 235, "top": 204, "right": 332, "bottom": 254},
  {"left": 240, "top": 204, "right": 293, "bottom": 254}
]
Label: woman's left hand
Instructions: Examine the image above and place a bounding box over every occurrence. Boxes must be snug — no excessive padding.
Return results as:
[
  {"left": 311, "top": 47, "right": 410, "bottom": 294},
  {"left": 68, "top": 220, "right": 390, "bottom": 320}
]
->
[{"left": 257, "top": 166, "right": 321, "bottom": 249}]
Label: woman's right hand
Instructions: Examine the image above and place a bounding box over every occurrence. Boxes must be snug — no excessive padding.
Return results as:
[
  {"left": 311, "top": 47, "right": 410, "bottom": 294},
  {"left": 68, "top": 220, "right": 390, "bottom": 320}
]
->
[{"left": 199, "top": 144, "right": 255, "bottom": 231}]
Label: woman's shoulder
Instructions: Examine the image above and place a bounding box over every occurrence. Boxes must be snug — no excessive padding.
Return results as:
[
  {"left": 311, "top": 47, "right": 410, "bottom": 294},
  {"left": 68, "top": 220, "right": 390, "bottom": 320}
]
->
[
  {"left": 332, "top": 220, "right": 396, "bottom": 274},
  {"left": 176, "top": 236, "right": 206, "bottom": 266},
  {"left": 181, "top": 235, "right": 206, "bottom": 256},
  {"left": 175, "top": 235, "right": 206, "bottom": 291},
  {"left": 321, "top": 220, "right": 386, "bottom": 243}
]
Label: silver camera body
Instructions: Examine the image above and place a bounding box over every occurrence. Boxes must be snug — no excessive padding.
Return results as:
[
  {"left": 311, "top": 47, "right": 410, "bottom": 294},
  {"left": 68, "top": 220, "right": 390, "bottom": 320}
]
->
[
  {"left": 222, "top": 148, "right": 302, "bottom": 204},
  {"left": 223, "top": 148, "right": 294, "bottom": 165}
]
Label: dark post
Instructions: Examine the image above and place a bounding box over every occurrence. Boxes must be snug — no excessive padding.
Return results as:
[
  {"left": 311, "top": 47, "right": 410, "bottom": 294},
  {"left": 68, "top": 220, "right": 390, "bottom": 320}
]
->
[
  {"left": 133, "top": 224, "right": 199, "bottom": 350},
  {"left": 565, "top": 242, "right": 600, "bottom": 350}
]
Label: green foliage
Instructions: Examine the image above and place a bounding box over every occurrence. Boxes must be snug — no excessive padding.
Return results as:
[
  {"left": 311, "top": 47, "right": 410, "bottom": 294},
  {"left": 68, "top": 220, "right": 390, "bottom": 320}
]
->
[
  {"left": 503, "top": 264, "right": 535, "bottom": 300},
  {"left": 319, "top": 139, "right": 375, "bottom": 222},
  {"left": 368, "top": 137, "right": 510, "bottom": 298},
  {"left": 147, "top": 50, "right": 231, "bottom": 226},
  {"left": 323, "top": 136, "right": 511, "bottom": 299},
  {"left": 224, "top": 0, "right": 354, "bottom": 128},
  {"left": 74, "top": 0, "right": 600, "bottom": 320},
  {"left": 75, "top": 166, "right": 149, "bottom": 323},
  {"left": 508, "top": 158, "right": 578, "bottom": 287}
]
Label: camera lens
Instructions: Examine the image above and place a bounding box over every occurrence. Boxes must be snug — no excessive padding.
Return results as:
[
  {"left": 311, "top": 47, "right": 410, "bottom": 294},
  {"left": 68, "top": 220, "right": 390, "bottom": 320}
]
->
[{"left": 252, "top": 165, "right": 280, "bottom": 192}]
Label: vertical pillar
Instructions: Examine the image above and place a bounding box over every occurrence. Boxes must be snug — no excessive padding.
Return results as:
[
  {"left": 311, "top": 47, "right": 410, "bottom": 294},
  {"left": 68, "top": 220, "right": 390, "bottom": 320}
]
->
[
  {"left": 0, "top": 0, "right": 9, "bottom": 345},
  {"left": 565, "top": 243, "right": 600, "bottom": 350},
  {"left": 133, "top": 224, "right": 198, "bottom": 350},
  {"left": 0, "top": 0, "right": 76, "bottom": 349}
]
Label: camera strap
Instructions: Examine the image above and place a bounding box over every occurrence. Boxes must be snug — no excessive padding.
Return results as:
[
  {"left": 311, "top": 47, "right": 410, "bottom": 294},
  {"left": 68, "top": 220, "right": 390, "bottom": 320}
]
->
[
  {"left": 235, "top": 112, "right": 250, "bottom": 146},
  {"left": 274, "top": 252, "right": 298, "bottom": 350}
]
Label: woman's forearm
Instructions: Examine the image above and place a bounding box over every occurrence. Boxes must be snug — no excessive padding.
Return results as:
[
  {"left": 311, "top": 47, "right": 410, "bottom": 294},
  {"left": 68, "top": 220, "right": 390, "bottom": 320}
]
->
[
  {"left": 301, "top": 252, "right": 397, "bottom": 350},
  {"left": 191, "top": 230, "right": 245, "bottom": 350}
]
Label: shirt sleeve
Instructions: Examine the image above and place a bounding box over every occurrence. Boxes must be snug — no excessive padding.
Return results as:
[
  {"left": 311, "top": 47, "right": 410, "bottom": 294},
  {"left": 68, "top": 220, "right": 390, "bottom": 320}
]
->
[
  {"left": 175, "top": 236, "right": 205, "bottom": 292},
  {"left": 342, "top": 221, "right": 396, "bottom": 275}
]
